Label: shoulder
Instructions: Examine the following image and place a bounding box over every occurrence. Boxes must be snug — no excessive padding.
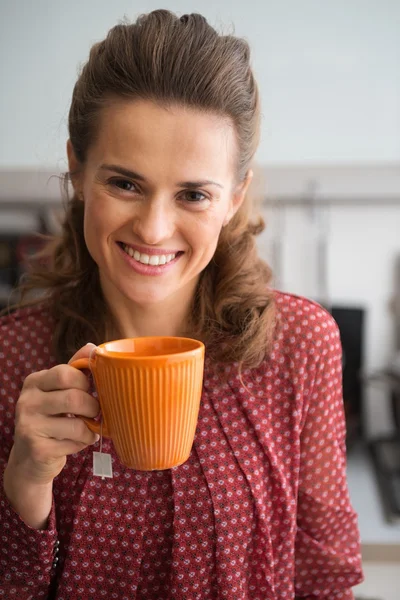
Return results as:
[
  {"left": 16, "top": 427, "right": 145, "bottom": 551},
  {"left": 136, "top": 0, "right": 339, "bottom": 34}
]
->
[
  {"left": 273, "top": 290, "right": 340, "bottom": 351},
  {"left": 259, "top": 292, "right": 342, "bottom": 417},
  {"left": 0, "top": 302, "right": 56, "bottom": 374},
  {"left": 0, "top": 304, "right": 57, "bottom": 450},
  {"left": 261, "top": 290, "right": 342, "bottom": 390},
  {"left": 0, "top": 301, "right": 54, "bottom": 337}
]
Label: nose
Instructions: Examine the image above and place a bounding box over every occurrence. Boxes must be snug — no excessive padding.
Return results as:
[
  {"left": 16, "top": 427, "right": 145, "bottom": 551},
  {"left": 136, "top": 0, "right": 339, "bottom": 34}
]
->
[{"left": 131, "top": 196, "right": 175, "bottom": 246}]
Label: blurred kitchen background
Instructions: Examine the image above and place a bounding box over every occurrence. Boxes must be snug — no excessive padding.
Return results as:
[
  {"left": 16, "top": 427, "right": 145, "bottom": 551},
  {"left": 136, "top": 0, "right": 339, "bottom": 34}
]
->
[{"left": 1, "top": 1, "right": 400, "bottom": 597}]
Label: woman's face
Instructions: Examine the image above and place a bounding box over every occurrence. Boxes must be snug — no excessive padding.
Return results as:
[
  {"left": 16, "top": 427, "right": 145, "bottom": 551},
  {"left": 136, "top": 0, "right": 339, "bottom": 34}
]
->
[{"left": 68, "top": 100, "right": 251, "bottom": 310}]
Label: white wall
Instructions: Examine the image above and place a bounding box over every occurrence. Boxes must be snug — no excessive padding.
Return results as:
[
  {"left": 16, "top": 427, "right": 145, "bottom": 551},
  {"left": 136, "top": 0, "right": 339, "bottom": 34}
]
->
[
  {"left": 259, "top": 202, "right": 399, "bottom": 369},
  {"left": 1, "top": 0, "right": 399, "bottom": 166},
  {"left": 1, "top": 0, "right": 400, "bottom": 436}
]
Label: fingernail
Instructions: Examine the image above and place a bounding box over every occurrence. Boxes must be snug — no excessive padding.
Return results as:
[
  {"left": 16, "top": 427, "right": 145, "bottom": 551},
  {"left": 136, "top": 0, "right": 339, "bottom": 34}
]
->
[
  {"left": 94, "top": 434, "right": 100, "bottom": 443},
  {"left": 86, "top": 342, "right": 96, "bottom": 347}
]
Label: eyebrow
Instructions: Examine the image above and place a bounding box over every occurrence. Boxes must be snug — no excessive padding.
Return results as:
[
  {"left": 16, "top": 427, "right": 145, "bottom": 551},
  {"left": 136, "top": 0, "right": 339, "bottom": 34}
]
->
[{"left": 99, "top": 163, "right": 224, "bottom": 189}]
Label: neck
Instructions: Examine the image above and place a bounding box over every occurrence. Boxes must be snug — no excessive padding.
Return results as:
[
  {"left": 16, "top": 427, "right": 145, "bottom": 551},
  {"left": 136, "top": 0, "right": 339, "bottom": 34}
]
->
[
  {"left": 111, "top": 302, "right": 190, "bottom": 339},
  {"left": 102, "top": 280, "right": 197, "bottom": 341}
]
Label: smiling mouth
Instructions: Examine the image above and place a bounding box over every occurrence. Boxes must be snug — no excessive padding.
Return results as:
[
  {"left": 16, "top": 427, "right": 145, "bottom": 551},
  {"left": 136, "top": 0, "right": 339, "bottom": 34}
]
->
[{"left": 118, "top": 243, "right": 182, "bottom": 266}]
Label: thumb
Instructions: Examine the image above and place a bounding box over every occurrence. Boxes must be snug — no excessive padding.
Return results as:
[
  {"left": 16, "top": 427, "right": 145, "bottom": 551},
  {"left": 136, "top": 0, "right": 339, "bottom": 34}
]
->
[{"left": 68, "top": 342, "right": 97, "bottom": 365}]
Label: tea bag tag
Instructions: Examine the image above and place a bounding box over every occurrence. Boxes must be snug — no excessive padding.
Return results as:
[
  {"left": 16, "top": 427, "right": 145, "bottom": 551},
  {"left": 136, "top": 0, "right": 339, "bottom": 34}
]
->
[
  {"left": 93, "top": 452, "right": 113, "bottom": 478},
  {"left": 93, "top": 420, "right": 113, "bottom": 479}
]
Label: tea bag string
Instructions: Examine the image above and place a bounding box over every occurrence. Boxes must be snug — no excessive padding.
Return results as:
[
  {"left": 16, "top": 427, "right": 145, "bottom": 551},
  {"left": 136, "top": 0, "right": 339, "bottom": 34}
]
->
[
  {"left": 88, "top": 343, "right": 104, "bottom": 451},
  {"left": 99, "top": 418, "right": 104, "bottom": 454},
  {"left": 89, "top": 344, "right": 113, "bottom": 479}
]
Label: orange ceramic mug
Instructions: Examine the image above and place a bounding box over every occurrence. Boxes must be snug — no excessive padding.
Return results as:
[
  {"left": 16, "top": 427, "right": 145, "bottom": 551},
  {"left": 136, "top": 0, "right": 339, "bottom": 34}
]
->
[{"left": 70, "top": 337, "right": 205, "bottom": 471}]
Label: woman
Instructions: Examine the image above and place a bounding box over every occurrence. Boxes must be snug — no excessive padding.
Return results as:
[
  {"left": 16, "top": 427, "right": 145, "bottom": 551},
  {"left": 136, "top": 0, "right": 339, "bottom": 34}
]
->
[{"left": 0, "top": 10, "right": 363, "bottom": 600}]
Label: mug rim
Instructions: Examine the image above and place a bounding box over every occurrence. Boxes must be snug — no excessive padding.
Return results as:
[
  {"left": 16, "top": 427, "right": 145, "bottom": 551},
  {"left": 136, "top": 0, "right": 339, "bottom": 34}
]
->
[{"left": 96, "top": 336, "right": 205, "bottom": 360}]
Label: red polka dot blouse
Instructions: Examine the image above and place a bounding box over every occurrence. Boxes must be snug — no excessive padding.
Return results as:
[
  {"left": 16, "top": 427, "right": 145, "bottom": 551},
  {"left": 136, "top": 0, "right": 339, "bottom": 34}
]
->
[{"left": 0, "top": 291, "right": 364, "bottom": 599}]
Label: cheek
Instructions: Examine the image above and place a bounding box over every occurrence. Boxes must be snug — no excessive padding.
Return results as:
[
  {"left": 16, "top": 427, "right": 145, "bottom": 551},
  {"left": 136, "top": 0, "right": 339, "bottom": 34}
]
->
[
  {"left": 189, "top": 214, "right": 224, "bottom": 257},
  {"left": 84, "top": 194, "right": 121, "bottom": 238},
  {"left": 82, "top": 198, "right": 116, "bottom": 262}
]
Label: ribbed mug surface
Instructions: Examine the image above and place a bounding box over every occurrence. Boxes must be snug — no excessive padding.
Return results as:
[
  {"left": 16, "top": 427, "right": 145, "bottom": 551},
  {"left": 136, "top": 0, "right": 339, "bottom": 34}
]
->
[{"left": 90, "top": 337, "right": 205, "bottom": 470}]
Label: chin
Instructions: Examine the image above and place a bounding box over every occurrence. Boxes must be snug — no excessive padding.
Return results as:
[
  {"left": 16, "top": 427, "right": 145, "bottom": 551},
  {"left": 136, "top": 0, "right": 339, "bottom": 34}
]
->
[{"left": 121, "top": 285, "right": 172, "bottom": 306}]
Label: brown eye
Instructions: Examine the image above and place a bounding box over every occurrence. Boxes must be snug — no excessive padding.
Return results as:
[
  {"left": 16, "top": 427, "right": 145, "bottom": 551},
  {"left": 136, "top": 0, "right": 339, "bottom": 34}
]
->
[
  {"left": 182, "top": 191, "right": 207, "bottom": 203},
  {"left": 110, "top": 178, "right": 138, "bottom": 192}
]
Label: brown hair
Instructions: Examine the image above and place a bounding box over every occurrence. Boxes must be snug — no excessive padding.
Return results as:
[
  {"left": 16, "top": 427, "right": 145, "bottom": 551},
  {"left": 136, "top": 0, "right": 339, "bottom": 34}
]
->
[{"left": 16, "top": 10, "right": 276, "bottom": 366}]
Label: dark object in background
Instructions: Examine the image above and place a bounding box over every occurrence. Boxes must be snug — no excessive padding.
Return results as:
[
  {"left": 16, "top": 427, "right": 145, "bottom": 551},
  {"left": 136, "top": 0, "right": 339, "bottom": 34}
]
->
[
  {"left": 0, "top": 233, "right": 47, "bottom": 310},
  {"left": 331, "top": 305, "right": 365, "bottom": 449},
  {"left": 365, "top": 254, "right": 400, "bottom": 523},
  {"left": 369, "top": 430, "right": 400, "bottom": 523},
  {"left": 367, "top": 367, "right": 400, "bottom": 522},
  {"left": 0, "top": 235, "right": 20, "bottom": 309}
]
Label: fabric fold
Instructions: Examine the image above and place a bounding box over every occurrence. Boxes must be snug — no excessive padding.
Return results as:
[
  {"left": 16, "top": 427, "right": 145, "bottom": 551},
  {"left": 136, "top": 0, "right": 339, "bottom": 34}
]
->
[{"left": 169, "top": 447, "right": 217, "bottom": 599}]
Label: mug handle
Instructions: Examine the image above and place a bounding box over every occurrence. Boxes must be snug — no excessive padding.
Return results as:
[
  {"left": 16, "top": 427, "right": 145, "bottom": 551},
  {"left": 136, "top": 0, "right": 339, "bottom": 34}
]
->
[{"left": 69, "top": 357, "right": 111, "bottom": 438}]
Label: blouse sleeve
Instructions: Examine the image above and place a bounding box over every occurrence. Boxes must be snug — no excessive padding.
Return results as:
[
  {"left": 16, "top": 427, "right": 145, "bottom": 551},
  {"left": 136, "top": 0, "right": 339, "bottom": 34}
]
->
[
  {"left": 0, "top": 331, "right": 59, "bottom": 598},
  {"left": 294, "top": 314, "right": 364, "bottom": 599},
  {"left": 0, "top": 469, "right": 58, "bottom": 599}
]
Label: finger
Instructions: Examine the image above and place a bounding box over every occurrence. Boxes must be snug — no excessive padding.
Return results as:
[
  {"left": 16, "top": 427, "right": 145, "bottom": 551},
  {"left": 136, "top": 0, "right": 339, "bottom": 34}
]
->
[
  {"left": 39, "top": 389, "right": 100, "bottom": 418},
  {"left": 68, "top": 343, "right": 97, "bottom": 365},
  {"left": 40, "top": 415, "right": 99, "bottom": 446},
  {"left": 27, "top": 364, "right": 91, "bottom": 393},
  {"left": 39, "top": 437, "right": 98, "bottom": 460}
]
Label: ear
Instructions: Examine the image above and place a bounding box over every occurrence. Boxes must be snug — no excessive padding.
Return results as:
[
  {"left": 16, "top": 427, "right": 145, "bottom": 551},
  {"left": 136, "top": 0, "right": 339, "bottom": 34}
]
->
[
  {"left": 224, "top": 169, "right": 254, "bottom": 225},
  {"left": 66, "top": 139, "right": 84, "bottom": 201}
]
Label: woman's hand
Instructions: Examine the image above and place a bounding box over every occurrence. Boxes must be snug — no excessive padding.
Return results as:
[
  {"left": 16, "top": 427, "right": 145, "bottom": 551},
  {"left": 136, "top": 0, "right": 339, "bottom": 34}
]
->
[{"left": 3, "top": 343, "right": 100, "bottom": 528}]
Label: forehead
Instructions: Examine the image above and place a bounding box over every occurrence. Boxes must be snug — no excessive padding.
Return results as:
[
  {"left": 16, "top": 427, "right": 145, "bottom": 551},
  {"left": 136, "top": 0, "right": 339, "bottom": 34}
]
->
[{"left": 88, "top": 99, "right": 238, "bottom": 181}]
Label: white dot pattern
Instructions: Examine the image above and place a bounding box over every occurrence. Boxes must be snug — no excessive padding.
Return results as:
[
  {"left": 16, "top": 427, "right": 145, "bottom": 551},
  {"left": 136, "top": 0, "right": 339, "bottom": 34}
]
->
[{"left": 0, "top": 293, "right": 364, "bottom": 599}]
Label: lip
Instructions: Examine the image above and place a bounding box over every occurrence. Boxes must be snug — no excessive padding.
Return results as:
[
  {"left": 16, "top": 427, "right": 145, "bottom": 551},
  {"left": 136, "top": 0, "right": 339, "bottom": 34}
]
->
[
  {"left": 118, "top": 241, "right": 183, "bottom": 256},
  {"left": 116, "top": 242, "right": 182, "bottom": 276}
]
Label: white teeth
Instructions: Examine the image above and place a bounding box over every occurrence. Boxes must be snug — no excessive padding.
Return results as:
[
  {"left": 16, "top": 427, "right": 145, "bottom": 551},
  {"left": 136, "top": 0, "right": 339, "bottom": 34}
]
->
[
  {"left": 149, "top": 255, "right": 159, "bottom": 266},
  {"left": 122, "top": 245, "right": 177, "bottom": 266}
]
